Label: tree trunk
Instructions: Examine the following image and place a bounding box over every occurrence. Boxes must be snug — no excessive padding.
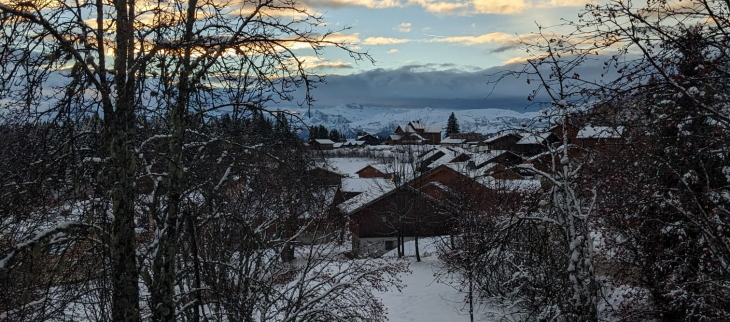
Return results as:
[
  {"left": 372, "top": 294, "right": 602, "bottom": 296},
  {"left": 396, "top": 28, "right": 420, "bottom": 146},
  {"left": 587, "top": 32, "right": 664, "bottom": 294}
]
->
[{"left": 108, "top": 0, "right": 140, "bottom": 319}]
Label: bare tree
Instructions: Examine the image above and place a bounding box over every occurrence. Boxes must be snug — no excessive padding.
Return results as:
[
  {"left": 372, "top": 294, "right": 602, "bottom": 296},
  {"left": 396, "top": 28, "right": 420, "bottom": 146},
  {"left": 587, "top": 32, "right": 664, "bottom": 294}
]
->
[{"left": 0, "top": 0, "right": 380, "bottom": 319}]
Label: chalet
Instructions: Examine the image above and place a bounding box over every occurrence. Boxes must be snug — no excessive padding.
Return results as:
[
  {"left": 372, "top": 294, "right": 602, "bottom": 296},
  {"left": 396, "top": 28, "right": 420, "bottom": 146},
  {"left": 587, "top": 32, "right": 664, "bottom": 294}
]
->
[
  {"left": 439, "top": 137, "right": 466, "bottom": 147},
  {"left": 356, "top": 134, "right": 382, "bottom": 146},
  {"left": 355, "top": 164, "right": 395, "bottom": 179},
  {"left": 483, "top": 133, "right": 522, "bottom": 151},
  {"left": 574, "top": 125, "right": 624, "bottom": 148},
  {"left": 340, "top": 177, "right": 396, "bottom": 201},
  {"left": 514, "top": 132, "right": 559, "bottom": 156},
  {"left": 340, "top": 164, "right": 501, "bottom": 255},
  {"left": 471, "top": 150, "right": 523, "bottom": 168},
  {"left": 340, "top": 140, "right": 367, "bottom": 148},
  {"left": 548, "top": 122, "right": 580, "bottom": 144},
  {"left": 418, "top": 147, "right": 472, "bottom": 171},
  {"left": 309, "top": 139, "right": 335, "bottom": 150},
  {"left": 389, "top": 121, "right": 441, "bottom": 145},
  {"left": 441, "top": 133, "right": 486, "bottom": 147},
  {"left": 480, "top": 163, "right": 524, "bottom": 180}
]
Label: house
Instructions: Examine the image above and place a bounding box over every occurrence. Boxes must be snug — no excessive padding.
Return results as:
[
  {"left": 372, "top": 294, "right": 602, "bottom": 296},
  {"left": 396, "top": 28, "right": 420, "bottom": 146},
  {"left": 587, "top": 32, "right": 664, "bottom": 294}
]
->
[
  {"left": 548, "top": 122, "right": 580, "bottom": 144},
  {"left": 471, "top": 150, "right": 524, "bottom": 168},
  {"left": 356, "top": 134, "right": 382, "bottom": 146},
  {"left": 439, "top": 137, "right": 467, "bottom": 147},
  {"left": 309, "top": 139, "right": 335, "bottom": 150},
  {"left": 389, "top": 121, "right": 442, "bottom": 145},
  {"left": 480, "top": 163, "right": 524, "bottom": 180},
  {"left": 340, "top": 140, "right": 367, "bottom": 148},
  {"left": 441, "top": 133, "right": 485, "bottom": 147},
  {"left": 450, "top": 132, "right": 486, "bottom": 143},
  {"left": 340, "top": 177, "right": 396, "bottom": 200},
  {"left": 573, "top": 125, "right": 624, "bottom": 148},
  {"left": 514, "top": 132, "right": 559, "bottom": 156},
  {"left": 483, "top": 133, "right": 522, "bottom": 151},
  {"left": 340, "top": 164, "right": 502, "bottom": 255},
  {"left": 355, "top": 164, "right": 395, "bottom": 179},
  {"left": 418, "top": 146, "right": 472, "bottom": 171}
]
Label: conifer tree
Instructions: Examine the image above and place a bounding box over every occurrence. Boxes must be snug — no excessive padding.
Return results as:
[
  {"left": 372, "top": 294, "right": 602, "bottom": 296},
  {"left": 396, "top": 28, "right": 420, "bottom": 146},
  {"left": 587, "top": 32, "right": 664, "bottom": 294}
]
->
[{"left": 446, "top": 112, "right": 460, "bottom": 135}]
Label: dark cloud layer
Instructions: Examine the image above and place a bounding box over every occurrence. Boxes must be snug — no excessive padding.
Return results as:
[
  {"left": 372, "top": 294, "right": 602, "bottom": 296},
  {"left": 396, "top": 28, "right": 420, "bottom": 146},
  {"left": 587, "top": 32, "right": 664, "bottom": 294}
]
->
[{"left": 295, "top": 58, "right": 621, "bottom": 112}]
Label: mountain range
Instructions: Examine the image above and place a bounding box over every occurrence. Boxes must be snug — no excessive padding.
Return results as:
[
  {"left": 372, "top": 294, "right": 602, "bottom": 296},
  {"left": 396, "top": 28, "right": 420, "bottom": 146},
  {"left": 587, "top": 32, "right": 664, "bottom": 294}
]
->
[{"left": 282, "top": 103, "right": 544, "bottom": 138}]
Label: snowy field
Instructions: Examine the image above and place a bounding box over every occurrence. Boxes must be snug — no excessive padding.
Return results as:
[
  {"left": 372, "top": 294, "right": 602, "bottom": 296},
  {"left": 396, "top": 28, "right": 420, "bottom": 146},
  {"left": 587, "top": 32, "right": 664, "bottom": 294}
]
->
[{"left": 377, "top": 238, "right": 506, "bottom": 322}]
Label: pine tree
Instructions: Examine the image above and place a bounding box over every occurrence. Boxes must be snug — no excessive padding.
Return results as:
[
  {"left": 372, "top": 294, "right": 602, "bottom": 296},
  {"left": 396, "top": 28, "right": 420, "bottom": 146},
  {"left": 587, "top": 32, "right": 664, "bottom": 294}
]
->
[
  {"left": 328, "top": 129, "right": 341, "bottom": 142},
  {"left": 446, "top": 112, "right": 460, "bottom": 135}
]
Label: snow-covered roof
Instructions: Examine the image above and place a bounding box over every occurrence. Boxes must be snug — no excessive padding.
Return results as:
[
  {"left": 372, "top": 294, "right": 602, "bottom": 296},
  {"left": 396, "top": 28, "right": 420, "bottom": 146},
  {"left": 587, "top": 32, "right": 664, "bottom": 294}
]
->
[
  {"left": 342, "top": 140, "right": 366, "bottom": 146},
  {"left": 333, "top": 142, "right": 343, "bottom": 148},
  {"left": 355, "top": 163, "right": 394, "bottom": 175},
  {"left": 419, "top": 147, "right": 471, "bottom": 169},
  {"left": 470, "top": 150, "right": 516, "bottom": 167},
  {"left": 424, "top": 125, "right": 441, "bottom": 133},
  {"left": 341, "top": 178, "right": 395, "bottom": 193},
  {"left": 409, "top": 120, "right": 425, "bottom": 130},
  {"left": 389, "top": 134, "right": 402, "bottom": 140},
  {"left": 576, "top": 126, "right": 624, "bottom": 139},
  {"left": 443, "top": 162, "right": 480, "bottom": 178},
  {"left": 338, "top": 186, "right": 396, "bottom": 214},
  {"left": 314, "top": 139, "right": 335, "bottom": 144},
  {"left": 484, "top": 132, "right": 520, "bottom": 143},
  {"left": 441, "top": 138, "right": 466, "bottom": 144},
  {"left": 517, "top": 132, "right": 553, "bottom": 145},
  {"left": 477, "top": 177, "right": 542, "bottom": 193},
  {"left": 401, "top": 133, "right": 427, "bottom": 142}
]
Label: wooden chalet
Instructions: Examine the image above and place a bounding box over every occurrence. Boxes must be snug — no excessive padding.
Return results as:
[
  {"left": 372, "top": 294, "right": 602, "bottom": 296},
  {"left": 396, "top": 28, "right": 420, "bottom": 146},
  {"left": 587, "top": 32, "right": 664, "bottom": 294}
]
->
[
  {"left": 389, "top": 121, "right": 442, "bottom": 145},
  {"left": 340, "top": 164, "right": 503, "bottom": 254},
  {"left": 548, "top": 122, "right": 580, "bottom": 143},
  {"left": 356, "top": 134, "right": 382, "bottom": 146},
  {"left": 481, "top": 163, "right": 524, "bottom": 180},
  {"left": 418, "top": 147, "right": 472, "bottom": 172},
  {"left": 573, "top": 125, "right": 624, "bottom": 149},
  {"left": 309, "top": 139, "right": 335, "bottom": 150},
  {"left": 483, "top": 133, "right": 522, "bottom": 151},
  {"left": 471, "top": 150, "right": 523, "bottom": 169},
  {"left": 441, "top": 133, "right": 486, "bottom": 147},
  {"left": 355, "top": 164, "right": 395, "bottom": 179},
  {"left": 514, "top": 132, "right": 559, "bottom": 156}
]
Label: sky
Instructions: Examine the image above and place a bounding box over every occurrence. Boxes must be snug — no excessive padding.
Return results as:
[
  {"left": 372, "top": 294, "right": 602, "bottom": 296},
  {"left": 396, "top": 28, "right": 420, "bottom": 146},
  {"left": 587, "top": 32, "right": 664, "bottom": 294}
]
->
[{"left": 279, "top": 0, "right": 604, "bottom": 110}]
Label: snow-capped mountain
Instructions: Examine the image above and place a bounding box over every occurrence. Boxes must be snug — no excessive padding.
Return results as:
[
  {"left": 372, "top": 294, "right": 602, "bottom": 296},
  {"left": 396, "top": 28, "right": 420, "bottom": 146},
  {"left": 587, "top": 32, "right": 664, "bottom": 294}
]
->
[{"left": 283, "top": 103, "right": 543, "bottom": 138}]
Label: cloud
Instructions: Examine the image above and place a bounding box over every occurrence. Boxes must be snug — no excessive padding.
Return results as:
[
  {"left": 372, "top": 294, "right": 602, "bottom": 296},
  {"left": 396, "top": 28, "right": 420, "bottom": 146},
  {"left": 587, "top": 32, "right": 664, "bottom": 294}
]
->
[
  {"left": 300, "top": 0, "right": 590, "bottom": 14},
  {"left": 397, "top": 22, "right": 412, "bottom": 33},
  {"left": 428, "top": 32, "right": 517, "bottom": 45},
  {"left": 387, "top": 49, "right": 399, "bottom": 53},
  {"left": 279, "top": 57, "right": 621, "bottom": 111},
  {"left": 288, "top": 56, "right": 353, "bottom": 70},
  {"left": 362, "top": 37, "right": 411, "bottom": 45},
  {"left": 301, "top": 0, "right": 401, "bottom": 9}
]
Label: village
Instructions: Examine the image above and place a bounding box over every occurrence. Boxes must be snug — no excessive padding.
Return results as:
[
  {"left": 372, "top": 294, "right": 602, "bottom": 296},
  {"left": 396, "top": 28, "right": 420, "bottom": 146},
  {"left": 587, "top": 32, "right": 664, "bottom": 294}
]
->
[{"left": 304, "top": 118, "right": 625, "bottom": 256}]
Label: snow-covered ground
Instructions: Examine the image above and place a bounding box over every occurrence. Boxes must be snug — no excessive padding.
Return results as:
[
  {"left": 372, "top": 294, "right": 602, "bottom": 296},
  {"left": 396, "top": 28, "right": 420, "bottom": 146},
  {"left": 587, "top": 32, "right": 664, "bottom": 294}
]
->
[{"left": 377, "top": 238, "right": 504, "bottom": 322}]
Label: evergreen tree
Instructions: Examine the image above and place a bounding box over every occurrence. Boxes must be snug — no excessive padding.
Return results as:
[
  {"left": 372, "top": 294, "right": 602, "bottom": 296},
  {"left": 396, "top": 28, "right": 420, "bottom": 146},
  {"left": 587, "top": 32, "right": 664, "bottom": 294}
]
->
[
  {"left": 311, "top": 125, "right": 329, "bottom": 139},
  {"left": 446, "top": 112, "right": 460, "bottom": 135},
  {"left": 328, "top": 129, "right": 342, "bottom": 142}
]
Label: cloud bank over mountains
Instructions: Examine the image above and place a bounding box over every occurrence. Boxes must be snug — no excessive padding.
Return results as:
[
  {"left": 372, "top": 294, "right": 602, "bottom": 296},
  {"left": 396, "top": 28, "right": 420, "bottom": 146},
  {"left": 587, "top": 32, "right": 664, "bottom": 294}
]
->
[{"left": 294, "top": 57, "right": 621, "bottom": 112}]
